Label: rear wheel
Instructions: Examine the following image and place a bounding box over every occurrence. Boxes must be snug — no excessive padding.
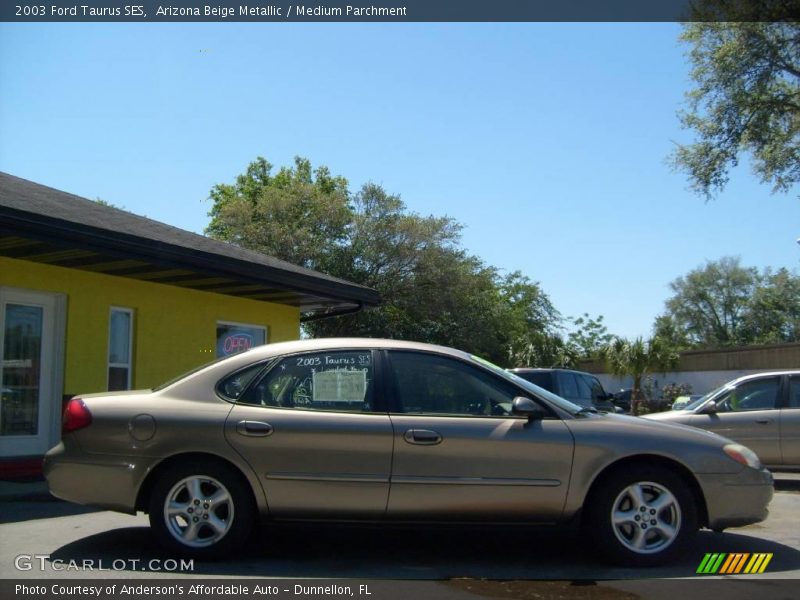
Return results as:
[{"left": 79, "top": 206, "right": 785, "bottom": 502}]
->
[
  {"left": 148, "top": 460, "right": 255, "bottom": 559},
  {"left": 586, "top": 466, "right": 697, "bottom": 566}
]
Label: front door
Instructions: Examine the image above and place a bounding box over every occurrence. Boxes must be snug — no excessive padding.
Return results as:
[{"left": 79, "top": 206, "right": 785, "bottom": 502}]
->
[
  {"left": 690, "top": 375, "right": 782, "bottom": 465},
  {"left": 384, "top": 351, "right": 574, "bottom": 521},
  {"left": 0, "top": 288, "right": 64, "bottom": 458}
]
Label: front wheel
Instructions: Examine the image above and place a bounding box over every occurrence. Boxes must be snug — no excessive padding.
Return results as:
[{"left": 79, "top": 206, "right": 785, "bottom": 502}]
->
[
  {"left": 148, "top": 460, "right": 255, "bottom": 559},
  {"left": 586, "top": 466, "right": 698, "bottom": 566}
]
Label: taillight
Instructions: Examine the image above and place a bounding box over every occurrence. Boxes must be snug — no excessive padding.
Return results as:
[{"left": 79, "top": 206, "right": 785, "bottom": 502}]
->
[{"left": 63, "top": 397, "right": 92, "bottom": 433}]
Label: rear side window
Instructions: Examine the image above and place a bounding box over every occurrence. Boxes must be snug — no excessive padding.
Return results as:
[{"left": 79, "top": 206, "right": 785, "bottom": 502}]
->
[
  {"left": 217, "top": 362, "right": 269, "bottom": 401},
  {"left": 241, "top": 350, "right": 375, "bottom": 413}
]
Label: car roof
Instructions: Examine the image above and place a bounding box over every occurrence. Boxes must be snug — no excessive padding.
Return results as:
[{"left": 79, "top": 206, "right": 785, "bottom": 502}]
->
[
  {"left": 231, "top": 337, "right": 475, "bottom": 361},
  {"left": 509, "top": 367, "right": 595, "bottom": 376},
  {"left": 156, "top": 338, "right": 491, "bottom": 395},
  {"left": 726, "top": 370, "right": 800, "bottom": 386}
]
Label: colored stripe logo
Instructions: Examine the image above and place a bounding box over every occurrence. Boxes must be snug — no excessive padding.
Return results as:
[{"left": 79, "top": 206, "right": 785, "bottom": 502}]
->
[{"left": 696, "top": 553, "right": 773, "bottom": 574}]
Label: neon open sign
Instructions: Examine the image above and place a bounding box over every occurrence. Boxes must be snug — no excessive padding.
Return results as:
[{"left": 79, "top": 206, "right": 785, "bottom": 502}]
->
[{"left": 223, "top": 333, "right": 253, "bottom": 355}]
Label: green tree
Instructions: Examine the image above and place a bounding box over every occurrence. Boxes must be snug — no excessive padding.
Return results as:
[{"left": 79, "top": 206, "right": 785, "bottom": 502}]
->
[
  {"left": 656, "top": 257, "right": 800, "bottom": 347},
  {"left": 602, "top": 337, "right": 679, "bottom": 415},
  {"left": 206, "top": 158, "right": 562, "bottom": 365},
  {"left": 507, "top": 332, "right": 579, "bottom": 369},
  {"left": 661, "top": 256, "right": 759, "bottom": 347},
  {"left": 206, "top": 156, "right": 351, "bottom": 270},
  {"left": 503, "top": 277, "right": 572, "bottom": 369},
  {"left": 652, "top": 314, "right": 693, "bottom": 349},
  {"left": 671, "top": 19, "right": 800, "bottom": 198},
  {"left": 743, "top": 267, "right": 800, "bottom": 343},
  {"left": 567, "top": 313, "right": 613, "bottom": 358}
]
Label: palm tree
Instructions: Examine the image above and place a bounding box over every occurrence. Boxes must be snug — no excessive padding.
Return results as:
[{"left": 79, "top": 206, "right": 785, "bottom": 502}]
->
[{"left": 602, "top": 336, "right": 679, "bottom": 415}]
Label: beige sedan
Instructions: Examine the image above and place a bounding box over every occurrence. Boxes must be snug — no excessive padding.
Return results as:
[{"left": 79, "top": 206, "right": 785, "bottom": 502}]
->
[
  {"left": 45, "top": 339, "right": 773, "bottom": 565},
  {"left": 644, "top": 370, "right": 800, "bottom": 469}
]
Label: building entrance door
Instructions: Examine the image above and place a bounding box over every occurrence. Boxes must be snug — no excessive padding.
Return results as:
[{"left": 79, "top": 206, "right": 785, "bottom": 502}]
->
[{"left": 0, "top": 288, "right": 64, "bottom": 458}]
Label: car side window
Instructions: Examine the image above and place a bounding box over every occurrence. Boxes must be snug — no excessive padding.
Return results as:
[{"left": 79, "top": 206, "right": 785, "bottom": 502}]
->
[
  {"left": 790, "top": 377, "right": 800, "bottom": 408},
  {"left": 217, "top": 362, "right": 270, "bottom": 401},
  {"left": 586, "top": 376, "right": 606, "bottom": 403},
  {"left": 575, "top": 375, "right": 595, "bottom": 404},
  {"left": 516, "top": 371, "right": 552, "bottom": 390},
  {"left": 715, "top": 377, "right": 779, "bottom": 413},
  {"left": 389, "top": 351, "right": 519, "bottom": 417},
  {"left": 240, "top": 351, "right": 375, "bottom": 413},
  {"left": 556, "top": 372, "right": 579, "bottom": 401}
]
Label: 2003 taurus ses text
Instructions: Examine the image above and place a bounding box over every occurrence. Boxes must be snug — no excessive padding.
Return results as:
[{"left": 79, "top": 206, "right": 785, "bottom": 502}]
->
[{"left": 44, "top": 339, "right": 773, "bottom": 565}]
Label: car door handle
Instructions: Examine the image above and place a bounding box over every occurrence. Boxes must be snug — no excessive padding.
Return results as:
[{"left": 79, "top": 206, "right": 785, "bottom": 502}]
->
[
  {"left": 754, "top": 419, "right": 773, "bottom": 425},
  {"left": 236, "top": 420, "right": 274, "bottom": 436},
  {"left": 403, "top": 429, "right": 442, "bottom": 445}
]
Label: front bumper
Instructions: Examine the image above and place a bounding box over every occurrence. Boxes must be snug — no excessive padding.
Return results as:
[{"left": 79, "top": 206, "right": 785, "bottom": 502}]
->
[{"left": 700, "top": 467, "right": 774, "bottom": 530}]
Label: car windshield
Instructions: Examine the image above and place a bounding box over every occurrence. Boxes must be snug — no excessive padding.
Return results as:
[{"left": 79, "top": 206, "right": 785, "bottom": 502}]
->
[
  {"left": 470, "top": 355, "right": 584, "bottom": 415},
  {"left": 685, "top": 384, "right": 731, "bottom": 411}
]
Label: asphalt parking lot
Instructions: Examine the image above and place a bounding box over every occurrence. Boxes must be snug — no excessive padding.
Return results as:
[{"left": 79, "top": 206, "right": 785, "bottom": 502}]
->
[{"left": 1, "top": 475, "right": 798, "bottom": 599}]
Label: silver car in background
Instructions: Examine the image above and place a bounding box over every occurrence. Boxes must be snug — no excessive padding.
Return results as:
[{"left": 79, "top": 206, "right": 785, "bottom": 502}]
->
[
  {"left": 644, "top": 370, "right": 800, "bottom": 470},
  {"left": 45, "top": 339, "right": 773, "bottom": 565}
]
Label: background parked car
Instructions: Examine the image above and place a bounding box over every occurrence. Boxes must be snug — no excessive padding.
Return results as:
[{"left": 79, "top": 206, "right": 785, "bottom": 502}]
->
[
  {"left": 612, "top": 388, "right": 633, "bottom": 413},
  {"left": 509, "top": 368, "right": 622, "bottom": 412},
  {"left": 643, "top": 370, "right": 800, "bottom": 470}
]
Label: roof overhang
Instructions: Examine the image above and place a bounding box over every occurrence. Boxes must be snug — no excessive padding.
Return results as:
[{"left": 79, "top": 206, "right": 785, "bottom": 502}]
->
[{"left": 0, "top": 174, "right": 381, "bottom": 318}]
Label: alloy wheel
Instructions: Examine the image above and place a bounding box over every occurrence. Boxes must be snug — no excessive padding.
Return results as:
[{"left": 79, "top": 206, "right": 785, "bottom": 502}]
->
[
  {"left": 610, "top": 480, "right": 682, "bottom": 555},
  {"left": 163, "top": 475, "right": 234, "bottom": 548}
]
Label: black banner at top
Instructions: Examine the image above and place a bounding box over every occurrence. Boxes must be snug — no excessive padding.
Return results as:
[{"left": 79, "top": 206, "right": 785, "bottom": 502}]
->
[{"left": 2, "top": 0, "right": 799, "bottom": 23}]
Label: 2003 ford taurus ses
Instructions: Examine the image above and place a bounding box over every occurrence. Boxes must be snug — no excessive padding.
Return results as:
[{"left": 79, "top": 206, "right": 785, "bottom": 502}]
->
[{"left": 44, "top": 339, "right": 773, "bottom": 564}]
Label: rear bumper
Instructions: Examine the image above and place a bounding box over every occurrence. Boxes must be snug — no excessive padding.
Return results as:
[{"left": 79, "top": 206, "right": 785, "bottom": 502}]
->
[
  {"left": 43, "top": 442, "right": 149, "bottom": 514},
  {"left": 700, "top": 467, "right": 773, "bottom": 530}
]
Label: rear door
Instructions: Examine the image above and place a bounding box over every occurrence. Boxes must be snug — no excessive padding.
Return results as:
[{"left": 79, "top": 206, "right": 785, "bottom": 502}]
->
[
  {"left": 224, "top": 349, "right": 393, "bottom": 518},
  {"left": 385, "top": 351, "right": 574, "bottom": 521}
]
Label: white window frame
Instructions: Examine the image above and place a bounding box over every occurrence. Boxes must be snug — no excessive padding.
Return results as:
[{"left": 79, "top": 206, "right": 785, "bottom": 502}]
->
[
  {"left": 0, "top": 286, "right": 66, "bottom": 457},
  {"left": 216, "top": 320, "right": 268, "bottom": 357},
  {"left": 108, "top": 307, "right": 134, "bottom": 391}
]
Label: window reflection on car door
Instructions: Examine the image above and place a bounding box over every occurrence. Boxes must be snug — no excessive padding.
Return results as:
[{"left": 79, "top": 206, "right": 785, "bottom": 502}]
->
[
  {"left": 384, "top": 351, "right": 574, "bottom": 521},
  {"left": 691, "top": 376, "right": 782, "bottom": 465}
]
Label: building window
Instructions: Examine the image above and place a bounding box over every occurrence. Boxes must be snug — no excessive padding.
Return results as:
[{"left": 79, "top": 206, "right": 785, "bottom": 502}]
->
[
  {"left": 216, "top": 321, "right": 267, "bottom": 358},
  {"left": 108, "top": 307, "right": 133, "bottom": 391}
]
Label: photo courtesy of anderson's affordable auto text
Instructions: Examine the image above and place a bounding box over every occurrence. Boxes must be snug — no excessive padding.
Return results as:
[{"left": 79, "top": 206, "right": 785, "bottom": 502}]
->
[{"left": 2, "top": 1, "right": 800, "bottom": 599}]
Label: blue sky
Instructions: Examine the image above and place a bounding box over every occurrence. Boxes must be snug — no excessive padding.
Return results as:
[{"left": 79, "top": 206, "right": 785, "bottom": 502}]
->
[{"left": 2, "top": 23, "right": 798, "bottom": 339}]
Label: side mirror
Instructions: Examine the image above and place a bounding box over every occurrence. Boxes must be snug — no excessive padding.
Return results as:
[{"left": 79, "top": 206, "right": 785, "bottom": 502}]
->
[
  {"left": 702, "top": 400, "right": 717, "bottom": 415},
  {"left": 512, "top": 397, "right": 546, "bottom": 421}
]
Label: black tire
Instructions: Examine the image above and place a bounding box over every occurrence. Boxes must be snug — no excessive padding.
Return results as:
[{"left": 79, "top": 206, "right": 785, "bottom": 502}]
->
[
  {"left": 585, "top": 465, "right": 698, "bottom": 566},
  {"left": 148, "top": 460, "right": 255, "bottom": 559}
]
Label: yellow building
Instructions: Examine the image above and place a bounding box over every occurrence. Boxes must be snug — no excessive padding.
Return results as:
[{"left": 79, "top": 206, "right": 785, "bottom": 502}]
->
[{"left": 0, "top": 173, "right": 379, "bottom": 476}]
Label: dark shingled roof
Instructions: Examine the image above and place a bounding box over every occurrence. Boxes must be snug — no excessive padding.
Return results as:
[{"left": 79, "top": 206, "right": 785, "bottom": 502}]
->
[{"left": 0, "top": 172, "right": 380, "bottom": 314}]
